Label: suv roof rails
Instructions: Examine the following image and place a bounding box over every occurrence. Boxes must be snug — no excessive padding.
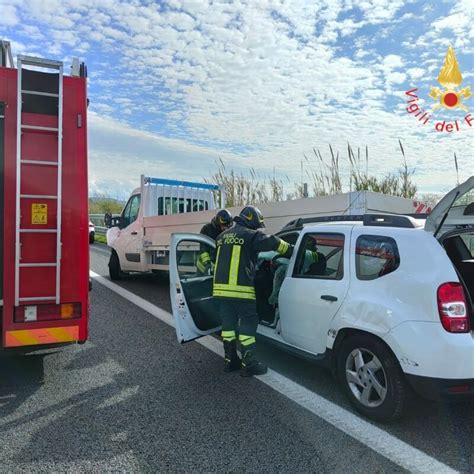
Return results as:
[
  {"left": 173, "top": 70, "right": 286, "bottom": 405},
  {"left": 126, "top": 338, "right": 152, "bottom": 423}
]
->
[{"left": 281, "top": 214, "right": 422, "bottom": 232}]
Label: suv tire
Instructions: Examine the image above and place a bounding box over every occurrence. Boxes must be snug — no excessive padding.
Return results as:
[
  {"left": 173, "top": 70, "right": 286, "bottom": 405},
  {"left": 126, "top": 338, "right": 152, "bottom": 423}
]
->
[
  {"left": 109, "top": 250, "right": 123, "bottom": 281},
  {"left": 337, "top": 334, "right": 408, "bottom": 421}
]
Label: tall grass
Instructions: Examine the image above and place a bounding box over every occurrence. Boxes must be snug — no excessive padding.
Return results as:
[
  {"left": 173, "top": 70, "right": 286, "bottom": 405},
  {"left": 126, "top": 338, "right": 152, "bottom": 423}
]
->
[
  {"left": 206, "top": 158, "right": 285, "bottom": 207},
  {"left": 347, "top": 140, "right": 417, "bottom": 198},
  {"left": 209, "top": 141, "right": 419, "bottom": 206}
]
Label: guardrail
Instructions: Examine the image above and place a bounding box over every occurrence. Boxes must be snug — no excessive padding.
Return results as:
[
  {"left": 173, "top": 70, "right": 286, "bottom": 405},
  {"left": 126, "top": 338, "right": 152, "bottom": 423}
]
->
[
  {"left": 89, "top": 213, "right": 114, "bottom": 237},
  {"left": 95, "top": 226, "right": 107, "bottom": 236}
]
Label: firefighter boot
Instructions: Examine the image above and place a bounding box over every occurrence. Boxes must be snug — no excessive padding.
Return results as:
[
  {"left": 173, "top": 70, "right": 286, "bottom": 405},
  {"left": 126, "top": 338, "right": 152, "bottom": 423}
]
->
[
  {"left": 240, "top": 346, "right": 268, "bottom": 377},
  {"left": 223, "top": 340, "right": 241, "bottom": 372}
]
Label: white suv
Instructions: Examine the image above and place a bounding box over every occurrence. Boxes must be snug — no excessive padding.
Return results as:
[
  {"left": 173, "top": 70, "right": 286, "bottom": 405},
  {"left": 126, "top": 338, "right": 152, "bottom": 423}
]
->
[{"left": 169, "top": 178, "right": 473, "bottom": 421}]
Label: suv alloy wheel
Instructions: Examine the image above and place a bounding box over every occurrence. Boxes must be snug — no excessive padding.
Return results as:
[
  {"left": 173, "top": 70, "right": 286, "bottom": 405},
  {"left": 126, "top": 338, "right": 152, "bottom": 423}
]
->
[{"left": 337, "top": 334, "right": 409, "bottom": 421}]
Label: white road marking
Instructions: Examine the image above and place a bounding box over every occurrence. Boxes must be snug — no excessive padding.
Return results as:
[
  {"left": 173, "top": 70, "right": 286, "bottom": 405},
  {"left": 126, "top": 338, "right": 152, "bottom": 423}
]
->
[{"left": 90, "top": 271, "right": 457, "bottom": 474}]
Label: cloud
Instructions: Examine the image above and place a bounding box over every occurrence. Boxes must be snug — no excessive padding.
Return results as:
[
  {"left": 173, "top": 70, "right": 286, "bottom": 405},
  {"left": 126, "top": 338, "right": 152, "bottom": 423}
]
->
[
  {"left": 406, "top": 67, "right": 425, "bottom": 81},
  {"left": 0, "top": 4, "right": 18, "bottom": 26},
  {"left": 87, "top": 112, "right": 248, "bottom": 198},
  {"left": 406, "top": 0, "right": 474, "bottom": 52},
  {"left": 356, "top": 0, "right": 405, "bottom": 24},
  {"left": 0, "top": 0, "right": 472, "bottom": 196}
]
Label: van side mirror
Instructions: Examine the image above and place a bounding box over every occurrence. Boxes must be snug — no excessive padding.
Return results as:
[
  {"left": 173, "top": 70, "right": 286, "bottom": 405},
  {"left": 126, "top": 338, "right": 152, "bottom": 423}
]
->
[{"left": 111, "top": 216, "right": 122, "bottom": 228}]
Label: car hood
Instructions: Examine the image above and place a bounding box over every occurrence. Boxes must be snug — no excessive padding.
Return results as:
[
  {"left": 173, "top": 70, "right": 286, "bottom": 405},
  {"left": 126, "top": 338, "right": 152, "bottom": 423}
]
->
[{"left": 424, "top": 176, "right": 474, "bottom": 237}]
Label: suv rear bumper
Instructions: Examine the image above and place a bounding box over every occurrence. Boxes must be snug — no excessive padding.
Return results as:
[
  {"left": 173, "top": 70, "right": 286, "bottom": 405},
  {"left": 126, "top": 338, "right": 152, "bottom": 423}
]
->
[{"left": 406, "top": 374, "right": 474, "bottom": 401}]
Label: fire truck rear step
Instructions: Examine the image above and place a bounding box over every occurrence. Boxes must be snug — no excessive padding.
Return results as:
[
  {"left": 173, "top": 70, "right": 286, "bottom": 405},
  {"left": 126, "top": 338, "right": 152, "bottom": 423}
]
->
[
  {"left": 22, "top": 90, "right": 59, "bottom": 98},
  {"left": 19, "top": 263, "right": 57, "bottom": 267},
  {"left": 21, "top": 160, "right": 58, "bottom": 166},
  {"left": 19, "top": 297, "right": 56, "bottom": 302},
  {"left": 20, "top": 229, "right": 57, "bottom": 233},
  {"left": 20, "top": 194, "right": 58, "bottom": 199},
  {"left": 21, "top": 125, "right": 59, "bottom": 132}
]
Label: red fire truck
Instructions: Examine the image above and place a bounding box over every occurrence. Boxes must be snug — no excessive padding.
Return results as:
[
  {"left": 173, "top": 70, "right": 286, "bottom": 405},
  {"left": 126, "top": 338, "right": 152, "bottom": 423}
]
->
[{"left": 0, "top": 40, "right": 89, "bottom": 349}]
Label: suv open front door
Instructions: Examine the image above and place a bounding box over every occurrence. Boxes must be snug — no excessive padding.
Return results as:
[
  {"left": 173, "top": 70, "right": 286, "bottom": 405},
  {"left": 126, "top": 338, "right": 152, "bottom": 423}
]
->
[{"left": 169, "top": 233, "right": 221, "bottom": 343}]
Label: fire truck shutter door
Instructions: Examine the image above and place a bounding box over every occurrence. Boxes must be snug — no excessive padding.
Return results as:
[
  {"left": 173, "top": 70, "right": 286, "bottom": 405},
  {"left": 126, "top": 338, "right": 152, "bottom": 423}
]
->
[{"left": 0, "top": 103, "right": 4, "bottom": 303}]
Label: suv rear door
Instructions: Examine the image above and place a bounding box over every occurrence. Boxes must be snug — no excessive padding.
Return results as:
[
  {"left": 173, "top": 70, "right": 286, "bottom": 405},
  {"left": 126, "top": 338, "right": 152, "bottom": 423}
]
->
[
  {"left": 169, "top": 233, "right": 221, "bottom": 343},
  {"left": 424, "top": 176, "right": 474, "bottom": 237}
]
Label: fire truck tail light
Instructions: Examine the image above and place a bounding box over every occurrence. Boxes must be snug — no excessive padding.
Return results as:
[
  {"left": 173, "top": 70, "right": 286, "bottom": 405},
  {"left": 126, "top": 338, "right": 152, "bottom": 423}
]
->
[
  {"left": 15, "top": 303, "right": 82, "bottom": 323},
  {"left": 61, "top": 303, "right": 75, "bottom": 319},
  {"left": 437, "top": 283, "right": 470, "bottom": 333}
]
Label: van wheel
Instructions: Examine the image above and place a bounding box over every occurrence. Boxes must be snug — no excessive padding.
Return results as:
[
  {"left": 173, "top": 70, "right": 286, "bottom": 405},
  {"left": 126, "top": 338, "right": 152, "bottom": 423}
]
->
[
  {"left": 109, "top": 251, "right": 123, "bottom": 281},
  {"left": 337, "top": 334, "right": 408, "bottom": 422}
]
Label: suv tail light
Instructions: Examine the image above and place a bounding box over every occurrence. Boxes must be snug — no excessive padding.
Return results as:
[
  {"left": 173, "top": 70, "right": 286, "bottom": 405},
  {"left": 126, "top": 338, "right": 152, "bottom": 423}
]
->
[{"left": 437, "top": 283, "right": 470, "bottom": 333}]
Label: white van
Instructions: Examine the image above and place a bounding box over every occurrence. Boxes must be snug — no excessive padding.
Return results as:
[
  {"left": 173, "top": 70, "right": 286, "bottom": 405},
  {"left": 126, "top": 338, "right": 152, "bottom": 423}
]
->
[{"left": 106, "top": 176, "right": 224, "bottom": 279}]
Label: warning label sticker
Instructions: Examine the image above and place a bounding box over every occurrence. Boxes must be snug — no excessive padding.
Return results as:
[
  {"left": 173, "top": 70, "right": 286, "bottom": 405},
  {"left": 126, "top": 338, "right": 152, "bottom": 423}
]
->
[{"left": 32, "top": 203, "right": 48, "bottom": 225}]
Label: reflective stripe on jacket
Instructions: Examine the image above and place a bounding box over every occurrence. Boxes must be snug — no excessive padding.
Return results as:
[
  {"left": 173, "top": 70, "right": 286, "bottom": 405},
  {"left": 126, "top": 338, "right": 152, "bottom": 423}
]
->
[
  {"left": 197, "top": 222, "right": 221, "bottom": 273},
  {"left": 213, "top": 223, "right": 292, "bottom": 300}
]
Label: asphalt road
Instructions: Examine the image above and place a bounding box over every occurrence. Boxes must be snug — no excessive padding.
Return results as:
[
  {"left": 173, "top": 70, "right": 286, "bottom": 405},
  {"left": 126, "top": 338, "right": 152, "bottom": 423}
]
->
[{"left": 0, "top": 243, "right": 472, "bottom": 472}]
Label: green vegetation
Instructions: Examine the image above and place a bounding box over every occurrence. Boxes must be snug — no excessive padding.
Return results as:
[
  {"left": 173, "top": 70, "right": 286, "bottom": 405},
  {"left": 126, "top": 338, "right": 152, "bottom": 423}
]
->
[
  {"left": 208, "top": 141, "right": 419, "bottom": 206},
  {"left": 93, "top": 233, "right": 108, "bottom": 245},
  {"left": 346, "top": 141, "right": 417, "bottom": 199},
  {"left": 89, "top": 140, "right": 451, "bottom": 213},
  {"left": 206, "top": 159, "right": 284, "bottom": 207},
  {"left": 89, "top": 196, "right": 125, "bottom": 214}
]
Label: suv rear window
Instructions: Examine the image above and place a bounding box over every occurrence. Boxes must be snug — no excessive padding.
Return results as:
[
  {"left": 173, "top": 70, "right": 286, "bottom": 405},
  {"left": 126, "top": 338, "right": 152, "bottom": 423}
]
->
[
  {"left": 356, "top": 235, "right": 400, "bottom": 281},
  {"left": 460, "top": 234, "right": 474, "bottom": 258}
]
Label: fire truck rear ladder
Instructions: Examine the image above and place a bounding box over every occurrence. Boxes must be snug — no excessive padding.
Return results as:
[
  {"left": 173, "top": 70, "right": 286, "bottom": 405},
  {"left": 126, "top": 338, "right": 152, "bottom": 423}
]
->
[{"left": 15, "top": 55, "right": 63, "bottom": 306}]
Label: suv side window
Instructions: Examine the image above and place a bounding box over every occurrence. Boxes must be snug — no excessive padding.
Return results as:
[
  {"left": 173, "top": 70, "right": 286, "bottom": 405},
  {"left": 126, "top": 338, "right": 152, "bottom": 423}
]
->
[
  {"left": 293, "top": 233, "right": 344, "bottom": 280},
  {"left": 122, "top": 194, "right": 141, "bottom": 227},
  {"left": 356, "top": 235, "right": 400, "bottom": 281}
]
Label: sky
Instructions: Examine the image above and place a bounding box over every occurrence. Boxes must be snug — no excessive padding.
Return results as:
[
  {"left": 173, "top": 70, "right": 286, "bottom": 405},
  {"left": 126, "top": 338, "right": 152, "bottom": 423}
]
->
[{"left": 1, "top": 0, "right": 473, "bottom": 199}]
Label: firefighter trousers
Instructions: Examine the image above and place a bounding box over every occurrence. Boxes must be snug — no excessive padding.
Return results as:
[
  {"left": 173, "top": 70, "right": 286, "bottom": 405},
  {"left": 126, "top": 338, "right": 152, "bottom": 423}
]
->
[{"left": 219, "top": 299, "right": 258, "bottom": 348}]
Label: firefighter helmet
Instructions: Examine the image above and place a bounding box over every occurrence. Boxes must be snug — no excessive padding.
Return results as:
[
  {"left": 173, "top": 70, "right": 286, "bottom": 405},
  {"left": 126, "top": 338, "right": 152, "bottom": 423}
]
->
[
  {"left": 238, "top": 206, "right": 265, "bottom": 229},
  {"left": 212, "top": 209, "right": 233, "bottom": 230}
]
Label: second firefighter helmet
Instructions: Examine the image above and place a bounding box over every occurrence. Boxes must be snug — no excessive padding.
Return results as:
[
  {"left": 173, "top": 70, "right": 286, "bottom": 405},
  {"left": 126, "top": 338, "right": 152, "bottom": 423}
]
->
[
  {"left": 212, "top": 209, "right": 233, "bottom": 231},
  {"left": 238, "top": 206, "right": 265, "bottom": 229}
]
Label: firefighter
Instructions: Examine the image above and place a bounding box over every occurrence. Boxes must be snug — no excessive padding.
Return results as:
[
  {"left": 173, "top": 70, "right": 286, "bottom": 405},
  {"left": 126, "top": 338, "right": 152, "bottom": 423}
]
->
[
  {"left": 196, "top": 209, "right": 233, "bottom": 274},
  {"left": 213, "top": 206, "right": 293, "bottom": 376}
]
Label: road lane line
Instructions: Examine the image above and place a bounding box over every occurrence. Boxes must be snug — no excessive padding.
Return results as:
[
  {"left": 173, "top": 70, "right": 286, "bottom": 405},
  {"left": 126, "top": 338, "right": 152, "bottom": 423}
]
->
[{"left": 90, "top": 271, "right": 457, "bottom": 474}]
